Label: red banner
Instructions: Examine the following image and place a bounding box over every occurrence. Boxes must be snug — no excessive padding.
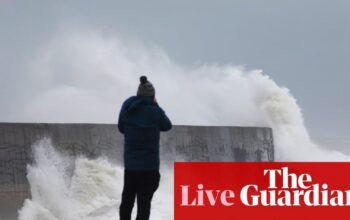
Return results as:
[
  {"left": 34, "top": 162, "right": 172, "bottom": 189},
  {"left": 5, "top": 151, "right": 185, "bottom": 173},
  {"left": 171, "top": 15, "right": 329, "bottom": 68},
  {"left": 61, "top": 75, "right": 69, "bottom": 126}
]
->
[{"left": 174, "top": 162, "right": 350, "bottom": 220}]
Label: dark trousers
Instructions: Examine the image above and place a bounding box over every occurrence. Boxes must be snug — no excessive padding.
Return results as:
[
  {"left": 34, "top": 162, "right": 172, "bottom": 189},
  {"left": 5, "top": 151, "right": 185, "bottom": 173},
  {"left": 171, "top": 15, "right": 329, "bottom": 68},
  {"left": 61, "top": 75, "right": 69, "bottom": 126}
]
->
[{"left": 119, "top": 170, "right": 160, "bottom": 220}]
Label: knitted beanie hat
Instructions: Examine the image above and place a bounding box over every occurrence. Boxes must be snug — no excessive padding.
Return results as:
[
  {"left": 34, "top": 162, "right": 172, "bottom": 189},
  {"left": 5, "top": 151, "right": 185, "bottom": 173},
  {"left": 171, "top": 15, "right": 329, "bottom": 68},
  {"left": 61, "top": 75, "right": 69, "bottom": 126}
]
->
[{"left": 137, "top": 76, "right": 155, "bottom": 97}]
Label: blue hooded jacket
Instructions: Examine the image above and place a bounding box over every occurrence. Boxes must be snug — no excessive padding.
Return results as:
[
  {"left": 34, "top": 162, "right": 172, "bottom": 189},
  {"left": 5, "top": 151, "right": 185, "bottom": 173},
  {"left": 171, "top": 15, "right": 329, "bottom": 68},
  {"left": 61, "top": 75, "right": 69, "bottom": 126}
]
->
[{"left": 118, "top": 96, "right": 172, "bottom": 170}]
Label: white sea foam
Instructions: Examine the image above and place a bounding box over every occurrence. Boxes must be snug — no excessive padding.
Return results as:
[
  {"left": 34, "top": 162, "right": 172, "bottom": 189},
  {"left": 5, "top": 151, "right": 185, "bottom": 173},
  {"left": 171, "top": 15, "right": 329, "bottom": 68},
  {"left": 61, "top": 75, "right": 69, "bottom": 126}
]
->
[{"left": 17, "top": 138, "right": 173, "bottom": 220}]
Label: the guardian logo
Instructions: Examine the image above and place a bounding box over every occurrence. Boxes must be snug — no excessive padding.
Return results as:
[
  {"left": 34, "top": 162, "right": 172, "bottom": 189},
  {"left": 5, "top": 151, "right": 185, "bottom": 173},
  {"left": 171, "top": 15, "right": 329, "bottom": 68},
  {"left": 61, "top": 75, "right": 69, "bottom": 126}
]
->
[{"left": 180, "top": 167, "right": 350, "bottom": 207}]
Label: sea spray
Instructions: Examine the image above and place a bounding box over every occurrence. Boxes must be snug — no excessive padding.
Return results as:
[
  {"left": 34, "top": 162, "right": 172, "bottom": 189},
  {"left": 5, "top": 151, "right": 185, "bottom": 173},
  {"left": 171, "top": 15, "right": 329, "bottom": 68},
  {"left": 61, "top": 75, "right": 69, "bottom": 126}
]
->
[
  {"left": 248, "top": 72, "right": 349, "bottom": 161},
  {"left": 18, "top": 138, "right": 173, "bottom": 220},
  {"left": 23, "top": 28, "right": 349, "bottom": 161}
]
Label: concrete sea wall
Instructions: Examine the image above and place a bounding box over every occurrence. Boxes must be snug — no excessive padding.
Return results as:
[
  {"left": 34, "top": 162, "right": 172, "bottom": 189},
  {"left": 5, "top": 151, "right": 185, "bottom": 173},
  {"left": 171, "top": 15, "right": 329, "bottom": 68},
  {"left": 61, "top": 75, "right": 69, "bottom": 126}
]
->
[{"left": 0, "top": 123, "right": 274, "bottom": 217}]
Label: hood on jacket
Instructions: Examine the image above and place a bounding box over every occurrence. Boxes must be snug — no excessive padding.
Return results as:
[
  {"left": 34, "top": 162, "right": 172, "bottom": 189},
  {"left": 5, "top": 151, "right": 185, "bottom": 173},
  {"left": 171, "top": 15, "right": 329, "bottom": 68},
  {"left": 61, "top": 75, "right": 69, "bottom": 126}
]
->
[{"left": 125, "top": 96, "right": 155, "bottom": 113}]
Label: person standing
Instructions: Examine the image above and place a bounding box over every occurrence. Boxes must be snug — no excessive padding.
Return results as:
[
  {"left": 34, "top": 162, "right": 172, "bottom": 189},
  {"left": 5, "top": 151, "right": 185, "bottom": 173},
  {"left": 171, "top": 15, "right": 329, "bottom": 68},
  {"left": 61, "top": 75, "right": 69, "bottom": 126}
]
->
[{"left": 118, "top": 76, "right": 172, "bottom": 220}]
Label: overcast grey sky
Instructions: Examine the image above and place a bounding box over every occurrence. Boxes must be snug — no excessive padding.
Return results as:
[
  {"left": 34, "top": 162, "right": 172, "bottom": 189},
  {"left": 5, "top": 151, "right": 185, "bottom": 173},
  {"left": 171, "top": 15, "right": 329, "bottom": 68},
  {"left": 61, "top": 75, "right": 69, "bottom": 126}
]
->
[{"left": 0, "top": 0, "right": 349, "bottom": 138}]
